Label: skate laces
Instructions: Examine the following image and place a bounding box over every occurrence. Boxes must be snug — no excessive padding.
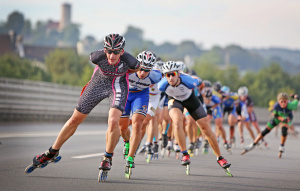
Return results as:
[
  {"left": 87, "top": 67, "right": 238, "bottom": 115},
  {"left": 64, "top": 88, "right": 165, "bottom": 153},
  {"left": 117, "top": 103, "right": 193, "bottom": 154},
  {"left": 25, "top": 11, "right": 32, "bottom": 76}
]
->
[
  {"left": 181, "top": 155, "right": 190, "bottom": 162},
  {"left": 36, "top": 153, "right": 50, "bottom": 163},
  {"left": 218, "top": 158, "right": 228, "bottom": 166}
]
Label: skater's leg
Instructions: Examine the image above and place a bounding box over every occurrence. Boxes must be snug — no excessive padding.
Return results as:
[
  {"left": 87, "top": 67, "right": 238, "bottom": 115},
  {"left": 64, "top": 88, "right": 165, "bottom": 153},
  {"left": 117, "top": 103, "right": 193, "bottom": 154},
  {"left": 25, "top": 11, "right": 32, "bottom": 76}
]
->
[
  {"left": 106, "top": 108, "right": 123, "bottom": 153},
  {"left": 169, "top": 108, "right": 186, "bottom": 151},
  {"left": 196, "top": 117, "right": 221, "bottom": 157},
  {"left": 128, "top": 113, "right": 145, "bottom": 157},
  {"left": 120, "top": 117, "right": 131, "bottom": 141},
  {"left": 53, "top": 109, "right": 88, "bottom": 149}
]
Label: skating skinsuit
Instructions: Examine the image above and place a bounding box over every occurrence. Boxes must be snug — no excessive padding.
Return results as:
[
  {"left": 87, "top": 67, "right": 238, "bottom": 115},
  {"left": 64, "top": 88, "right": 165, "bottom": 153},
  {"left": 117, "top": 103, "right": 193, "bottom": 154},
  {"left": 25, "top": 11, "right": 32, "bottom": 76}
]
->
[
  {"left": 158, "top": 73, "right": 207, "bottom": 121},
  {"left": 122, "top": 69, "right": 162, "bottom": 117},
  {"left": 76, "top": 50, "right": 140, "bottom": 114}
]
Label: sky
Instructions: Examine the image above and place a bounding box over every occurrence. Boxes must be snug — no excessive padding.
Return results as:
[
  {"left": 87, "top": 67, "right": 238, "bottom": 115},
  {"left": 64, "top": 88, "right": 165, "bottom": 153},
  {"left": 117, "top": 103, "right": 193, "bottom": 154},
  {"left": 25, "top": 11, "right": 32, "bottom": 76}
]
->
[{"left": 1, "top": 0, "right": 300, "bottom": 50}]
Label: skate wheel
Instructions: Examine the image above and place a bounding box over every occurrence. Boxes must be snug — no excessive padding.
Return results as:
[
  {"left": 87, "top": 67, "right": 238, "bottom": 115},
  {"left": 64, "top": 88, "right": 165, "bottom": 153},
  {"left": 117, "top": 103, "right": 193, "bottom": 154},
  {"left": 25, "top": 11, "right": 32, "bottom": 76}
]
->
[
  {"left": 186, "top": 165, "right": 190, "bottom": 175},
  {"left": 146, "top": 155, "right": 151, "bottom": 163},
  {"left": 98, "top": 170, "right": 108, "bottom": 182},
  {"left": 167, "top": 150, "right": 170, "bottom": 157},
  {"left": 195, "top": 149, "right": 199, "bottom": 156},
  {"left": 25, "top": 165, "right": 35, "bottom": 174},
  {"left": 40, "top": 162, "right": 48, "bottom": 168},
  {"left": 279, "top": 152, "right": 282, "bottom": 158},
  {"left": 125, "top": 167, "right": 132, "bottom": 179},
  {"left": 225, "top": 168, "right": 233, "bottom": 177},
  {"left": 53, "top": 156, "right": 62, "bottom": 163},
  {"left": 175, "top": 153, "right": 179, "bottom": 160}
]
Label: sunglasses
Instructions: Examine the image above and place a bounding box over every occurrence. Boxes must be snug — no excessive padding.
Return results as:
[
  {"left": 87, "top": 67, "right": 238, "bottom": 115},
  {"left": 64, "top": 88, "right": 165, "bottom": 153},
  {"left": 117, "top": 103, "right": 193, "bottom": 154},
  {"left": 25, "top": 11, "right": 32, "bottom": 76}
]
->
[
  {"left": 105, "top": 49, "right": 122, "bottom": 55},
  {"left": 140, "top": 68, "right": 151, "bottom": 72},
  {"left": 279, "top": 100, "right": 287, "bottom": 103},
  {"left": 165, "top": 71, "right": 178, "bottom": 77}
]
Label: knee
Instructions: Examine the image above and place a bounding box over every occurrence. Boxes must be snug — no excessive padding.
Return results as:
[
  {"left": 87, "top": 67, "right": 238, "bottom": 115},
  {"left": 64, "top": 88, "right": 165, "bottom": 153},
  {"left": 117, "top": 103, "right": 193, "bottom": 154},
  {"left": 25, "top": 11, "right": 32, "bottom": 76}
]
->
[
  {"left": 197, "top": 118, "right": 210, "bottom": 131},
  {"left": 282, "top": 126, "right": 288, "bottom": 137},
  {"left": 261, "top": 127, "right": 271, "bottom": 136},
  {"left": 108, "top": 117, "right": 119, "bottom": 129}
]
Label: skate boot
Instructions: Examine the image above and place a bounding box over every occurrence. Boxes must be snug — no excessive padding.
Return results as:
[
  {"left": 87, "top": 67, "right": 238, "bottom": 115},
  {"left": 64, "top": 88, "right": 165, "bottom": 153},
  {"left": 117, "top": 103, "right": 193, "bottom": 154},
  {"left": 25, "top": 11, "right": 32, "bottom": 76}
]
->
[
  {"left": 99, "top": 156, "right": 112, "bottom": 170},
  {"left": 174, "top": 144, "right": 181, "bottom": 159},
  {"left": 125, "top": 156, "right": 135, "bottom": 179},
  {"left": 145, "top": 143, "right": 154, "bottom": 163},
  {"left": 138, "top": 143, "right": 146, "bottom": 154},
  {"left": 181, "top": 154, "right": 191, "bottom": 166},
  {"left": 160, "top": 134, "right": 168, "bottom": 158},
  {"left": 152, "top": 143, "right": 159, "bottom": 160},
  {"left": 223, "top": 142, "right": 232, "bottom": 154},
  {"left": 98, "top": 156, "right": 112, "bottom": 182},
  {"left": 229, "top": 137, "right": 236, "bottom": 148},
  {"left": 181, "top": 154, "right": 191, "bottom": 175},
  {"left": 25, "top": 147, "right": 61, "bottom": 174},
  {"left": 194, "top": 139, "right": 202, "bottom": 156},
  {"left": 166, "top": 140, "right": 173, "bottom": 157},
  {"left": 278, "top": 145, "right": 285, "bottom": 158},
  {"left": 240, "top": 136, "right": 244, "bottom": 147},
  {"left": 202, "top": 140, "right": 209, "bottom": 154},
  {"left": 241, "top": 142, "right": 255, "bottom": 155},
  {"left": 188, "top": 143, "right": 194, "bottom": 157},
  {"left": 217, "top": 156, "right": 233, "bottom": 177},
  {"left": 123, "top": 141, "right": 130, "bottom": 159}
]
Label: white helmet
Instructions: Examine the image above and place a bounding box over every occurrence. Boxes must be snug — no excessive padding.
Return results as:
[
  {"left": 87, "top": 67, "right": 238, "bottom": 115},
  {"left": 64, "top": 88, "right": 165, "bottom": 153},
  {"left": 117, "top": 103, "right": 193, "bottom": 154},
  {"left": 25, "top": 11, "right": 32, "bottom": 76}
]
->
[
  {"left": 153, "top": 60, "right": 164, "bottom": 71},
  {"left": 161, "top": 61, "right": 181, "bottom": 74},
  {"left": 238, "top": 86, "right": 248, "bottom": 96},
  {"left": 221, "top": 86, "right": 230, "bottom": 96},
  {"left": 176, "top": 61, "right": 185, "bottom": 72},
  {"left": 136, "top": 51, "right": 156, "bottom": 69}
]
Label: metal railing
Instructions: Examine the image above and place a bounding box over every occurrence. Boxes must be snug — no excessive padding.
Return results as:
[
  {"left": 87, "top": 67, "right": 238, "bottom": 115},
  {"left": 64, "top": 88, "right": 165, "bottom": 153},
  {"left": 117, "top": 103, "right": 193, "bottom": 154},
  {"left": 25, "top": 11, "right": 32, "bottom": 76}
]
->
[{"left": 0, "top": 77, "right": 109, "bottom": 122}]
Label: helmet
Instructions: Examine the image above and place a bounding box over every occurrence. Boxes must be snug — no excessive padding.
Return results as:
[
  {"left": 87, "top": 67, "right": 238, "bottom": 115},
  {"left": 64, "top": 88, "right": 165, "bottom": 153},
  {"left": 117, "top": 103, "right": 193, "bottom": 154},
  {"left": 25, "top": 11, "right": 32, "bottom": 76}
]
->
[
  {"left": 277, "top": 92, "right": 289, "bottom": 101},
  {"left": 213, "top": 81, "right": 222, "bottom": 92},
  {"left": 204, "top": 88, "right": 213, "bottom": 98},
  {"left": 238, "top": 86, "right": 248, "bottom": 96},
  {"left": 154, "top": 60, "right": 164, "bottom": 70},
  {"left": 103, "top": 34, "right": 125, "bottom": 49},
  {"left": 161, "top": 61, "right": 181, "bottom": 74},
  {"left": 176, "top": 61, "right": 186, "bottom": 72},
  {"left": 136, "top": 51, "right": 156, "bottom": 69},
  {"left": 203, "top": 80, "right": 212, "bottom": 88},
  {"left": 221, "top": 86, "right": 230, "bottom": 96}
]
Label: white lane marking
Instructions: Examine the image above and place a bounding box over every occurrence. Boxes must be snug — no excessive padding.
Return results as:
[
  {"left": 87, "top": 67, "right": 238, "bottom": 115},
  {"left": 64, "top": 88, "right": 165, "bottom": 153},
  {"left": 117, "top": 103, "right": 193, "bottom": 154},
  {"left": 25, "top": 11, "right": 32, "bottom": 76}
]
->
[
  {"left": 0, "top": 130, "right": 106, "bottom": 138},
  {"left": 71, "top": 153, "right": 104, "bottom": 159}
]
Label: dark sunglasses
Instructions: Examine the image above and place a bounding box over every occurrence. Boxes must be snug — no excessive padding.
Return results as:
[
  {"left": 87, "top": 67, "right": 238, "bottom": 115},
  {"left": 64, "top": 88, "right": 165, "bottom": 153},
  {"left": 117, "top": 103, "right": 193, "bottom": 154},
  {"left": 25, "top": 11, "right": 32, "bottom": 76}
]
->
[
  {"left": 105, "top": 49, "right": 122, "bottom": 55},
  {"left": 165, "top": 71, "right": 178, "bottom": 77},
  {"left": 140, "top": 68, "right": 151, "bottom": 72}
]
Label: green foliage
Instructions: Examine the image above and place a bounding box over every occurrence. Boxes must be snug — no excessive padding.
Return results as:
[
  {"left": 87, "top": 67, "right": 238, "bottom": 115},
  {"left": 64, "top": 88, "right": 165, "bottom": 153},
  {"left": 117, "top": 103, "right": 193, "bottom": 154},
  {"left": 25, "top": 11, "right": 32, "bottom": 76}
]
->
[
  {"left": 193, "top": 61, "right": 298, "bottom": 107},
  {"left": 45, "top": 49, "right": 92, "bottom": 86},
  {"left": 0, "top": 53, "right": 51, "bottom": 81}
]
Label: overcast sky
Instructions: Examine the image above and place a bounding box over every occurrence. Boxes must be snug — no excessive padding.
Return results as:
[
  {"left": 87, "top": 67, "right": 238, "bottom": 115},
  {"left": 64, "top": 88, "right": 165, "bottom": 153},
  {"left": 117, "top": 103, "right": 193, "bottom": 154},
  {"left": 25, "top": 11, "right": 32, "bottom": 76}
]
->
[{"left": 1, "top": 0, "right": 300, "bottom": 49}]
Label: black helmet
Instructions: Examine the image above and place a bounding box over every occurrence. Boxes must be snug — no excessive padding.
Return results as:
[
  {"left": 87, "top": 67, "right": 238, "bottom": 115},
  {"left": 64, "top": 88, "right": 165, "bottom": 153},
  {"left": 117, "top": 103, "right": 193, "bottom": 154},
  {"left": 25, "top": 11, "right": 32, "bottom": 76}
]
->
[
  {"left": 204, "top": 88, "right": 213, "bottom": 98},
  {"left": 203, "top": 80, "right": 212, "bottom": 88},
  {"left": 213, "top": 81, "right": 222, "bottom": 91},
  {"left": 103, "top": 34, "right": 126, "bottom": 49}
]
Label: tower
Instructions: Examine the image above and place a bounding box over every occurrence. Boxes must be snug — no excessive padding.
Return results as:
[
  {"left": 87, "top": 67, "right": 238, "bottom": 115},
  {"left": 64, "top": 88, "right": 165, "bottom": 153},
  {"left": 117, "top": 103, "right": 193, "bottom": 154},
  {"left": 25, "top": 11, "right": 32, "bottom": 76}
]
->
[{"left": 59, "top": 3, "right": 71, "bottom": 31}]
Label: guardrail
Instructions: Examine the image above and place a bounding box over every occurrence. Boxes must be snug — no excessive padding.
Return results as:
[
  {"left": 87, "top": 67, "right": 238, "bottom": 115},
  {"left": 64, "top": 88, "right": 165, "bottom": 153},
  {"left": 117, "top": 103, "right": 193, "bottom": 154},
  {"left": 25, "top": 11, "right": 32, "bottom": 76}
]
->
[
  {"left": 0, "top": 77, "right": 110, "bottom": 122},
  {"left": 0, "top": 77, "right": 299, "bottom": 125}
]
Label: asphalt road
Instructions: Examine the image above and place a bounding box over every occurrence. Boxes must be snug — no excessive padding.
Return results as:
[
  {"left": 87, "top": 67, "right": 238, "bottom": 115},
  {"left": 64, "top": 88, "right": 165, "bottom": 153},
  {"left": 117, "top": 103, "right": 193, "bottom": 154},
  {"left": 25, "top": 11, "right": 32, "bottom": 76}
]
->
[{"left": 0, "top": 122, "right": 299, "bottom": 191}]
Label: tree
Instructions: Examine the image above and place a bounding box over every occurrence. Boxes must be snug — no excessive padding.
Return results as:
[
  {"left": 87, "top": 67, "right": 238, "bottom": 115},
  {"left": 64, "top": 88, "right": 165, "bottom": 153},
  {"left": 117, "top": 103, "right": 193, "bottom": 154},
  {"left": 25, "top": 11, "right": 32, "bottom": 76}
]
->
[
  {"left": 45, "top": 49, "right": 91, "bottom": 86},
  {"left": 0, "top": 53, "right": 51, "bottom": 81},
  {"left": 6, "top": 11, "right": 25, "bottom": 34}
]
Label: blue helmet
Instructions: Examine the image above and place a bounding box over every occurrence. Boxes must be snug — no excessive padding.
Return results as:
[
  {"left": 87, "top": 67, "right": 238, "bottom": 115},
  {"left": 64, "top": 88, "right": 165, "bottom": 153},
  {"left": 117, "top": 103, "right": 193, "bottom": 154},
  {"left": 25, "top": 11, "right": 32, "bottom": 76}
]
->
[{"left": 221, "top": 86, "right": 230, "bottom": 96}]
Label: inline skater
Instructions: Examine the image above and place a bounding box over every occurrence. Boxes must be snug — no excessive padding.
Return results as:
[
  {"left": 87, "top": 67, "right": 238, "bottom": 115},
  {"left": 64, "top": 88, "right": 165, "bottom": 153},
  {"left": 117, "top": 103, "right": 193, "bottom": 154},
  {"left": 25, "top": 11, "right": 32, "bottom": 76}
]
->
[
  {"left": 242, "top": 93, "right": 299, "bottom": 158},
  {"left": 239, "top": 86, "right": 268, "bottom": 147},
  {"left": 158, "top": 61, "right": 232, "bottom": 176},
  {"left": 221, "top": 86, "right": 238, "bottom": 147},
  {"left": 203, "top": 88, "right": 231, "bottom": 153},
  {"left": 237, "top": 87, "right": 256, "bottom": 145},
  {"left": 119, "top": 51, "right": 161, "bottom": 175},
  {"left": 25, "top": 34, "right": 141, "bottom": 181}
]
